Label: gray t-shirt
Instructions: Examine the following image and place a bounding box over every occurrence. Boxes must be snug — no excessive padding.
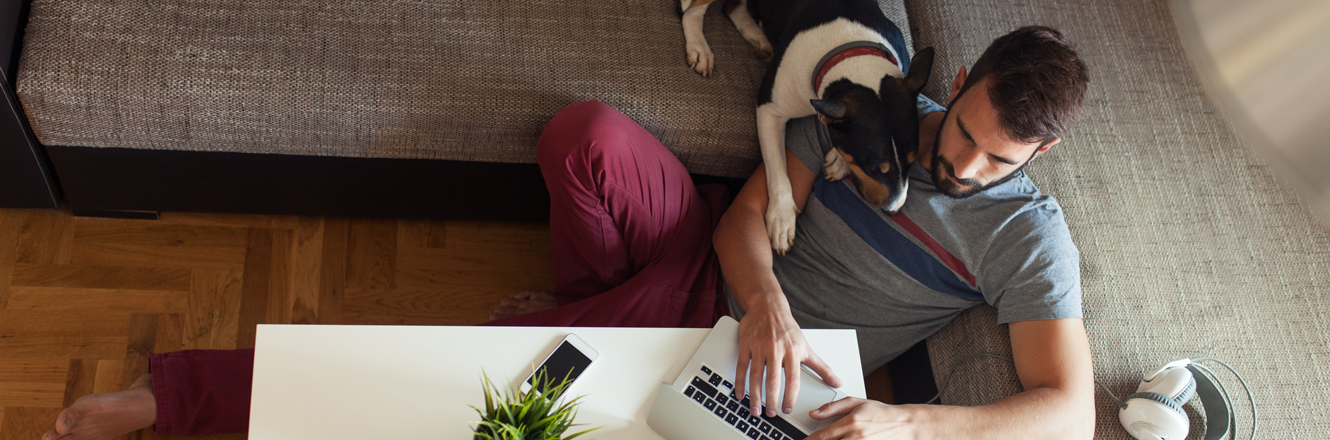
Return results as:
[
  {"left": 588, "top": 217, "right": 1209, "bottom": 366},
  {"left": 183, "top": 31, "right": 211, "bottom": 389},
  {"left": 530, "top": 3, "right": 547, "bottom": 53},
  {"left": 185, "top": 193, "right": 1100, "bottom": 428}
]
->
[{"left": 724, "top": 97, "right": 1082, "bottom": 370}]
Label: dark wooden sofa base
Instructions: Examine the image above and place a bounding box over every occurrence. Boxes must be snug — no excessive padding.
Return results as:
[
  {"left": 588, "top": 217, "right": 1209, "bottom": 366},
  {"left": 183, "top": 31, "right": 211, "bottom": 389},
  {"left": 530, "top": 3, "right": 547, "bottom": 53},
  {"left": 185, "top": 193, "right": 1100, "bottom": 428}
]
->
[
  {"left": 47, "top": 146, "right": 749, "bottom": 222},
  {"left": 48, "top": 146, "right": 555, "bottom": 222}
]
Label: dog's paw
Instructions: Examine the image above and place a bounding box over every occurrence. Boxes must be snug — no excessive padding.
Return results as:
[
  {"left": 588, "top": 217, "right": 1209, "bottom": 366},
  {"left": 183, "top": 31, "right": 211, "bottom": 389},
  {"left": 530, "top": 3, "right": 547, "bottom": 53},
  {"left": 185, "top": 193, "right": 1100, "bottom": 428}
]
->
[
  {"left": 765, "top": 196, "right": 798, "bottom": 254},
  {"left": 687, "top": 42, "right": 714, "bottom": 77},
  {"left": 755, "top": 43, "right": 773, "bottom": 62},
  {"left": 823, "top": 149, "right": 850, "bottom": 181}
]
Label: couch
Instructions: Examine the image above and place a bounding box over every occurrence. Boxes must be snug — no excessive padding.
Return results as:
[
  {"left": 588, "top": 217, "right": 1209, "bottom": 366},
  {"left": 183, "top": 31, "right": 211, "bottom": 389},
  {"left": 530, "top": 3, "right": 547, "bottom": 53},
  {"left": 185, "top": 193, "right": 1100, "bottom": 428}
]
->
[
  {"left": 10, "top": 0, "right": 1330, "bottom": 437},
  {"left": 16, "top": 0, "right": 835, "bottom": 220}
]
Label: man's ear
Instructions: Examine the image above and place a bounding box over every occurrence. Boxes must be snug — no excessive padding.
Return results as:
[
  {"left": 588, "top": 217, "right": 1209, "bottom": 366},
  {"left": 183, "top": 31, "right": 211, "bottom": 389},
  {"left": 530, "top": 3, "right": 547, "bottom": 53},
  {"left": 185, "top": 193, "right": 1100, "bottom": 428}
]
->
[
  {"left": 946, "top": 66, "right": 967, "bottom": 104},
  {"left": 810, "top": 99, "right": 848, "bottom": 121},
  {"left": 1031, "top": 137, "right": 1061, "bottom": 161},
  {"left": 903, "top": 47, "right": 934, "bottom": 95}
]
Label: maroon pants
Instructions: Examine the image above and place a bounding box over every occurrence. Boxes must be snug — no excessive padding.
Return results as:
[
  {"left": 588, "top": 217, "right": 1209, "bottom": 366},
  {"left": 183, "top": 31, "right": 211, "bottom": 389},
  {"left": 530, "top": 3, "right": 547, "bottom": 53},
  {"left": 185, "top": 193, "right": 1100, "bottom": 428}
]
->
[{"left": 148, "top": 101, "right": 731, "bottom": 435}]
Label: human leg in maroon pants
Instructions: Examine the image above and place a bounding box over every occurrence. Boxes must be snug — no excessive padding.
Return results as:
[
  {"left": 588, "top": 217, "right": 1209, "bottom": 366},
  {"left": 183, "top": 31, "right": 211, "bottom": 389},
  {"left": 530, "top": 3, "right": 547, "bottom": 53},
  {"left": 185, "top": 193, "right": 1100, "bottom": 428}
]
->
[
  {"left": 488, "top": 100, "right": 729, "bottom": 328},
  {"left": 43, "top": 101, "right": 729, "bottom": 440}
]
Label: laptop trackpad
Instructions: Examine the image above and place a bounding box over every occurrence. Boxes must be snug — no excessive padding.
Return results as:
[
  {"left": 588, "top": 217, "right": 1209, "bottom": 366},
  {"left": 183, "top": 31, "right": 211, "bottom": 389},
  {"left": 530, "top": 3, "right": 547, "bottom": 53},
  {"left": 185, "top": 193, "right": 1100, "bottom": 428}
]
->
[{"left": 787, "top": 367, "right": 842, "bottom": 430}]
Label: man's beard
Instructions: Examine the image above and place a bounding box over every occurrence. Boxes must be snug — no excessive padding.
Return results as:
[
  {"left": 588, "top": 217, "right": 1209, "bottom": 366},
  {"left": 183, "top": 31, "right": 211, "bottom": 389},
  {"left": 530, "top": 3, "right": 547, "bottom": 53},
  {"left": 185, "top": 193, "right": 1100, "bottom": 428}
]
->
[{"left": 928, "top": 111, "right": 1032, "bottom": 199}]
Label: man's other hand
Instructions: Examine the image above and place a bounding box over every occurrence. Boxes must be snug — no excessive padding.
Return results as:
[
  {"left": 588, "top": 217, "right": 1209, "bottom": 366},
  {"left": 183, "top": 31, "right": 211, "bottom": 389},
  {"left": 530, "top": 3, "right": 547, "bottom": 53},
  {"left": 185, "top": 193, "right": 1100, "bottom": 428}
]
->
[
  {"left": 734, "top": 304, "right": 842, "bottom": 418},
  {"left": 805, "top": 397, "right": 919, "bottom": 440}
]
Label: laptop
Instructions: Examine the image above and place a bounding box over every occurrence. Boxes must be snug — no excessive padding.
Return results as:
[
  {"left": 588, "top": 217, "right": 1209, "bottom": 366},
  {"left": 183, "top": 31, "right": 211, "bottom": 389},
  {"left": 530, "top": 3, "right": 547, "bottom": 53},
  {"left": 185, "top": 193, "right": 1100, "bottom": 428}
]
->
[{"left": 647, "top": 316, "right": 847, "bottom": 440}]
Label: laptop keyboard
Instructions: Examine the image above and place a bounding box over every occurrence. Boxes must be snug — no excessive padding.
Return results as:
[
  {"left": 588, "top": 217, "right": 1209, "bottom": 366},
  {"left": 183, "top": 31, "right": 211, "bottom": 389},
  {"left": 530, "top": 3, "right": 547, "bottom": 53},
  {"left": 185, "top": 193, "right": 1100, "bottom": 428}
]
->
[{"left": 682, "top": 364, "right": 807, "bottom": 440}]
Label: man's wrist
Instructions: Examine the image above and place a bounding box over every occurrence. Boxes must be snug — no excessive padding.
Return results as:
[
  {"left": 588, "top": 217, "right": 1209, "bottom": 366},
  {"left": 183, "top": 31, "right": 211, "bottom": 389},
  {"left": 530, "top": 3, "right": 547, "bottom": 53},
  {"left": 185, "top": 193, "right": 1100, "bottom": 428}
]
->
[
  {"left": 896, "top": 403, "right": 940, "bottom": 440},
  {"left": 742, "top": 292, "right": 790, "bottom": 317}
]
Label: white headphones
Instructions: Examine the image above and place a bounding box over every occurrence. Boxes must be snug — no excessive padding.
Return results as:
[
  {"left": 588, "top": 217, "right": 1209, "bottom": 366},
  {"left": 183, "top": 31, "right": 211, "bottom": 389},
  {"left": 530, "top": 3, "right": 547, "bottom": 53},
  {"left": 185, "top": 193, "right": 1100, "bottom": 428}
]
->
[
  {"left": 931, "top": 354, "right": 1255, "bottom": 440},
  {"left": 1117, "top": 358, "right": 1253, "bottom": 440}
]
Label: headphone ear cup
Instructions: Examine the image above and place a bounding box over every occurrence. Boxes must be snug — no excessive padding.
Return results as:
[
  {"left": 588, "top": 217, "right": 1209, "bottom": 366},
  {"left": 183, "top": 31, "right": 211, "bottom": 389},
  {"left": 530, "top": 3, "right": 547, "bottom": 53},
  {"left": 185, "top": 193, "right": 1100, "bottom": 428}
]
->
[
  {"left": 1173, "top": 376, "right": 1197, "bottom": 404},
  {"left": 1125, "top": 392, "right": 1185, "bottom": 417},
  {"left": 1139, "top": 366, "right": 1196, "bottom": 402},
  {"left": 1120, "top": 392, "right": 1189, "bottom": 440}
]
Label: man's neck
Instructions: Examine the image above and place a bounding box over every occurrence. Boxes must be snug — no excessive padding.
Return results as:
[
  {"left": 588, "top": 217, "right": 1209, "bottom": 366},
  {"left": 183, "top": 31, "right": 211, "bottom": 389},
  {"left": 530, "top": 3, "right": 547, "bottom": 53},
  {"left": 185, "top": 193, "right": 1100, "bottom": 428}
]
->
[{"left": 917, "top": 110, "right": 946, "bottom": 173}]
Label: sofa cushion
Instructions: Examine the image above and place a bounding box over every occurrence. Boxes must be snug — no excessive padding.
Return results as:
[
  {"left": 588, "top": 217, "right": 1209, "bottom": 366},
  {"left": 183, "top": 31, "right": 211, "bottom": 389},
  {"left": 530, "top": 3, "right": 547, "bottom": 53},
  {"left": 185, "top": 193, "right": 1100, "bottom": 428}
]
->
[
  {"left": 907, "top": 0, "right": 1330, "bottom": 437},
  {"left": 16, "top": 0, "right": 912, "bottom": 179}
]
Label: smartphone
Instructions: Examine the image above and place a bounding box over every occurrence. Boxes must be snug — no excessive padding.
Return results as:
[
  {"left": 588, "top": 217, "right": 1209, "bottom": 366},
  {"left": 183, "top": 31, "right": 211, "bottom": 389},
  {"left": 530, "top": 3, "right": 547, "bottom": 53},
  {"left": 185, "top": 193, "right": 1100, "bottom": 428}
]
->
[{"left": 519, "top": 333, "right": 599, "bottom": 397}]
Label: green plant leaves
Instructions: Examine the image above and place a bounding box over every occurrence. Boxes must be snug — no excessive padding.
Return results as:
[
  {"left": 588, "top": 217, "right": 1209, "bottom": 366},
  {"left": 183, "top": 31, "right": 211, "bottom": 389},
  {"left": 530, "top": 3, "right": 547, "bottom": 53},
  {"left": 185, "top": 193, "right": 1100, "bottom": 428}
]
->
[{"left": 470, "top": 369, "right": 600, "bottom": 440}]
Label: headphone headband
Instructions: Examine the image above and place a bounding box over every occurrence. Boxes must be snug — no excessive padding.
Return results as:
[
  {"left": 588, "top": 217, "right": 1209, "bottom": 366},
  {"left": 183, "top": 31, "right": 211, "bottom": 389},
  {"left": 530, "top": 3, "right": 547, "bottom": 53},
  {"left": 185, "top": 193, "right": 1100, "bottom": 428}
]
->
[{"left": 1187, "top": 364, "right": 1232, "bottom": 440}]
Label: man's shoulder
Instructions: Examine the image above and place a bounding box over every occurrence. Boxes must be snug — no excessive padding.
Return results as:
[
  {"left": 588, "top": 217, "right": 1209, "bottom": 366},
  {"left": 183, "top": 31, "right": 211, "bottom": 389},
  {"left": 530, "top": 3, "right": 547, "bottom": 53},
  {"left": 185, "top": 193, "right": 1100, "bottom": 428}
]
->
[
  {"left": 785, "top": 115, "right": 824, "bottom": 141},
  {"left": 949, "top": 172, "right": 1066, "bottom": 224},
  {"left": 959, "top": 173, "right": 1073, "bottom": 249},
  {"left": 783, "top": 115, "right": 831, "bottom": 174}
]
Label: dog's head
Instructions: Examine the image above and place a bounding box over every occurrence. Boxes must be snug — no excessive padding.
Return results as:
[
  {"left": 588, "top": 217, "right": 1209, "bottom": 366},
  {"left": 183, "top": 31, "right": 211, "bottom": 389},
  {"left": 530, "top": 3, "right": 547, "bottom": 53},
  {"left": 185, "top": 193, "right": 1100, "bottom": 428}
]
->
[{"left": 811, "top": 47, "right": 934, "bottom": 214}]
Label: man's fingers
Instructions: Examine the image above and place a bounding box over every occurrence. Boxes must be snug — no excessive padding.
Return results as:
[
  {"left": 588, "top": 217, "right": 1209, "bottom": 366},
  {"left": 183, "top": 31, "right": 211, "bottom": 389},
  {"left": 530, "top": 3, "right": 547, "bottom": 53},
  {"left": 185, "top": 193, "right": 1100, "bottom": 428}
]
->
[
  {"left": 805, "top": 351, "right": 843, "bottom": 388},
  {"left": 805, "top": 399, "right": 870, "bottom": 440},
  {"left": 781, "top": 357, "right": 800, "bottom": 414},
  {"left": 805, "top": 416, "right": 854, "bottom": 440},
  {"left": 764, "top": 360, "right": 782, "bottom": 417},
  {"left": 734, "top": 347, "right": 751, "bottom": 400},
  {"left": 810, "top": 396, "right": 863, "bottom": 420},
  {"left": 749, "top": 359, "right": 766, "bottom": 414}
]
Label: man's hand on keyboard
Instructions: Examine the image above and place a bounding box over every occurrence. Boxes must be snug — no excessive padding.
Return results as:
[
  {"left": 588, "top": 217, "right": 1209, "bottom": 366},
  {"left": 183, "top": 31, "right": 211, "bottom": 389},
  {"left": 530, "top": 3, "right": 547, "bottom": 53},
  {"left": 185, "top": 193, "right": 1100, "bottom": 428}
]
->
[{"left": 735, "top": 302, "right": 842, "bottom": 418}]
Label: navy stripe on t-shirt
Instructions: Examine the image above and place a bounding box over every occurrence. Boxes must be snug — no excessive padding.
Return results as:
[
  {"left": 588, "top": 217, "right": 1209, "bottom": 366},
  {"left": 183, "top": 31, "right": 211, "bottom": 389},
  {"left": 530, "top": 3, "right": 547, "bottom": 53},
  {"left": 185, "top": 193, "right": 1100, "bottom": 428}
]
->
[{"left": 814, "top": 177, "right": 983, "bottom": 301}]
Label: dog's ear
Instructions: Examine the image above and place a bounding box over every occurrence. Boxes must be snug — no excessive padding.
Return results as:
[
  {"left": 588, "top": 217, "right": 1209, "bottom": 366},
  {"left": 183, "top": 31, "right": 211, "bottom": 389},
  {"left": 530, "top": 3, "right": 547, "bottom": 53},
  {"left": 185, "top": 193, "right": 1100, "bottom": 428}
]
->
[
  {"left": 810, "top": 99, "right": 848, "bottom": 121},
  {"left": 903, "top": 47, "right": 935, "bottom": 95}
]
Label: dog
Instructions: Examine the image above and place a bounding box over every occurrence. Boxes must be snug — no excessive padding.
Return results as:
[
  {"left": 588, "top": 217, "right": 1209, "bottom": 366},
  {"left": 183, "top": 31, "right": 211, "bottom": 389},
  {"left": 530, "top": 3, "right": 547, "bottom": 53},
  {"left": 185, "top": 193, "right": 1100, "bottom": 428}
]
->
[{"left": 678, "top": 0, "right": 934, "bottom": 254}]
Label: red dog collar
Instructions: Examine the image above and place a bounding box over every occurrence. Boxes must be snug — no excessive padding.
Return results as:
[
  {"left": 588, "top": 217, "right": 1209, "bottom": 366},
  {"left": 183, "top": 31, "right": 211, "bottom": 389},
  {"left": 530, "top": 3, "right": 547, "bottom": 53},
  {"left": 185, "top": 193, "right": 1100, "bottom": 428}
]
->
[{"left": 813, "top": 41, "right": 899, "bottom": 92}]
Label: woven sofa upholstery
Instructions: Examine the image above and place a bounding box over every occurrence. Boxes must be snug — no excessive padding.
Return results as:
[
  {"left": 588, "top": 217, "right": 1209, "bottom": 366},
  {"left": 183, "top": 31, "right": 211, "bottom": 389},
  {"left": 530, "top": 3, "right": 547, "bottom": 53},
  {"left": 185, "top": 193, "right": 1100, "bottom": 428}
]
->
[
  {"left": 15, "top": 0, "right": 911, "bottom": 179},
  {"left": 907, "top": 0, "right": 1330, "bottom": 437}
]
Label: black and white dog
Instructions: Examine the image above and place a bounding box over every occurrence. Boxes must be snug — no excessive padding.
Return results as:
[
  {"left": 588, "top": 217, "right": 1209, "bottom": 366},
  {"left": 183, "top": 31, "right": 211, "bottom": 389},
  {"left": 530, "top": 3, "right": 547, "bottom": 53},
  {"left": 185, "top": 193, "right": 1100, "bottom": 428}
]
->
[{"left": 679, "top": 0, "right": 933, "bottom": 254}]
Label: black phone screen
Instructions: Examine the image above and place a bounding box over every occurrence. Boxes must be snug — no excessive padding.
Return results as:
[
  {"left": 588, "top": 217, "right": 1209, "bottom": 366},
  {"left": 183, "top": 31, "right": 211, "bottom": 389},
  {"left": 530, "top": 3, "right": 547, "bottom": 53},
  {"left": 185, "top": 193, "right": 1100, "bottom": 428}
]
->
[{"left": 527, "top": 340, "right": 593, "bottom": 392}]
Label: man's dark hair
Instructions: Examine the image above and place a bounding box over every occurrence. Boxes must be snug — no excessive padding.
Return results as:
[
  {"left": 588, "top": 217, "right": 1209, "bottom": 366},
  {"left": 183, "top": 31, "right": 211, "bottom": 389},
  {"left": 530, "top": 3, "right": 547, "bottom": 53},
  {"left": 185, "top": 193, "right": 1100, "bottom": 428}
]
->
[{"left": 954, "top": 26, "right": 1090, "bottom": 144}]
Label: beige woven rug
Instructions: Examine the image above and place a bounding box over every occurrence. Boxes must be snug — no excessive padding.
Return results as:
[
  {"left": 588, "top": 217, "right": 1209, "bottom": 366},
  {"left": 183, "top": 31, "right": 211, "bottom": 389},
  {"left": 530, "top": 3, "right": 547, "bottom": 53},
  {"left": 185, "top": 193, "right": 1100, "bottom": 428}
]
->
[{"left": 909, "top": 0, "right": 1330, "bottom": 438}]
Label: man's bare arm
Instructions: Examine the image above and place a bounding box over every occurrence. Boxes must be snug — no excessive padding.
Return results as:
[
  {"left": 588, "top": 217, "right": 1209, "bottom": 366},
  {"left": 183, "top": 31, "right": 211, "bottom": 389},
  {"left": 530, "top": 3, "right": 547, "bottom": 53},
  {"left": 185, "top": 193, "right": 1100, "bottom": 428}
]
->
[
  {"left": 715, "top": 148, "right": 815, "bottom": 323},
  {"left": 807, "top": 318, "right": 1095, "bottom": 440},
  {"left": 714, "top": 147, "right": 842, "bottom": 417}
]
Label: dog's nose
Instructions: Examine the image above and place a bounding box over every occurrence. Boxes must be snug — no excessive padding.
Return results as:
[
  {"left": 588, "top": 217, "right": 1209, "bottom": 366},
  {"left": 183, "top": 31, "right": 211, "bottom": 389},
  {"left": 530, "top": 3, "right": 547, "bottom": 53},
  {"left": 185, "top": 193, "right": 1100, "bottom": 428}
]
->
[{"left": 879, "top": 180, "right": 908, "bottom": 214}]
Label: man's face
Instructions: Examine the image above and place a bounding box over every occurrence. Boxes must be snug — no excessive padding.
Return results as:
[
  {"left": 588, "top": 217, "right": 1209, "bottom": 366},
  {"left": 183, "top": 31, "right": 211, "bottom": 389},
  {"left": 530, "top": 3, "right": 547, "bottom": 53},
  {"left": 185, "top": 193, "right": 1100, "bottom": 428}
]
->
[{"left": 929, "top": 77, "right": 1056, "bottom": 198}]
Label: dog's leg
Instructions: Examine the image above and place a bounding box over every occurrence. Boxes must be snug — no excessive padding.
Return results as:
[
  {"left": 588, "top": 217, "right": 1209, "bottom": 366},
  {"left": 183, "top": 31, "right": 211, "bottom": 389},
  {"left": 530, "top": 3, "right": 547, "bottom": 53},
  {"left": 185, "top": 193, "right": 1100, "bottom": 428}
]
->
[
  {"left": 823, "top": 149, "right": 850, "bottom": 181},
  {"left": 680, "top": 0, "right": 715, "bottom": 77},
  {"left": 757, "top": 104, "right": 797, "bottom": 254},
  {"left": 724, "top": 0, "right": 773, "bottom": 62}
]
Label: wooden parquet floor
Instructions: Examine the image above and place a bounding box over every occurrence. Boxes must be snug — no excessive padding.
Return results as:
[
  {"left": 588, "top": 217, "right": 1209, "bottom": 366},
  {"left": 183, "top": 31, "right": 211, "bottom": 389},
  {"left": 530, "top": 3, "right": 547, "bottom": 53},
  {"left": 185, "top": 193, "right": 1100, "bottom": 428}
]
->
[
  {"left": 0, "top": 207, "right": 892, "bottom": 439},
  {"left": 0, "top": 208, "right": 556, "bottom": 439}
]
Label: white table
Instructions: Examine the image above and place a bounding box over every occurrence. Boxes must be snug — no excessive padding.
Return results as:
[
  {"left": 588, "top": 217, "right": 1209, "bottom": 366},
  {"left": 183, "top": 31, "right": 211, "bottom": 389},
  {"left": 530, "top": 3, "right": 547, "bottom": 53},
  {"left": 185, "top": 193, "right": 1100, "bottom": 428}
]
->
[{"left": 249, "top": 325, "right": 864, "bottom": 439}]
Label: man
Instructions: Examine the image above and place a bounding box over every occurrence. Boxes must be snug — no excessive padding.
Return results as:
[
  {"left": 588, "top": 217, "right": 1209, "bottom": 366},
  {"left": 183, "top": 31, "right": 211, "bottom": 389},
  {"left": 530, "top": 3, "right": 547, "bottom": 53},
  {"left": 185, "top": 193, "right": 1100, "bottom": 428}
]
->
[
  {"left": 717, "top": 26, "right": 1094, "bottom": 439},
  {"left": 46, "top": 26, "right": 1092, "bottom": 440}
]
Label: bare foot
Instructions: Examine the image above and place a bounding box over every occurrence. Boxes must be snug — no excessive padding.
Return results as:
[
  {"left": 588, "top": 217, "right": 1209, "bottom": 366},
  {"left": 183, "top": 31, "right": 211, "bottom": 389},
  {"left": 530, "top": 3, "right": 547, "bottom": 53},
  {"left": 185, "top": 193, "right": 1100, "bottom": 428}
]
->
[
  {"left": 490, "top": 291, "right": 557, "bottom": 321},
  {"left": 43, "top": 373, "right": 156, "bottom": 440}
]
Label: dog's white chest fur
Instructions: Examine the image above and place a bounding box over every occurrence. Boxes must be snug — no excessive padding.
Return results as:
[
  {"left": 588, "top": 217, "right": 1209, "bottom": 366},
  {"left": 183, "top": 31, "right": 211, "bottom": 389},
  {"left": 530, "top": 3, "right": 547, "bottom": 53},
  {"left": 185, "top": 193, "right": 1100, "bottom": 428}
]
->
[
  {"left": 750, "top": 18, "right": 907, "bottom": 253},
  {"left": 766, "top": 18, "right": 905, "bottom": 117}
]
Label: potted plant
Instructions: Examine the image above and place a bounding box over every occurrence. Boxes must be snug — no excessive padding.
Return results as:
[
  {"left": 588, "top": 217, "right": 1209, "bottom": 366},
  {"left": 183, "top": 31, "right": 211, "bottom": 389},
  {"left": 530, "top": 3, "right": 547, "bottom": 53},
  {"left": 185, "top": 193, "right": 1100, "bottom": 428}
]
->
[{"left": 471, "top": 369, "right": 599, "bottom": 440}]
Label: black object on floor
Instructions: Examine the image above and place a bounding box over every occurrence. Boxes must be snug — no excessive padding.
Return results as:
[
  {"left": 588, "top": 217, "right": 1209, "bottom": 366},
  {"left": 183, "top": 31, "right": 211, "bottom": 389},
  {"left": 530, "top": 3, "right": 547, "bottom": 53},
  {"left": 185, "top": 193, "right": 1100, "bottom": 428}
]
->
[{"left": 887, "top": 339, "right": 940, "bottom": 404}]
